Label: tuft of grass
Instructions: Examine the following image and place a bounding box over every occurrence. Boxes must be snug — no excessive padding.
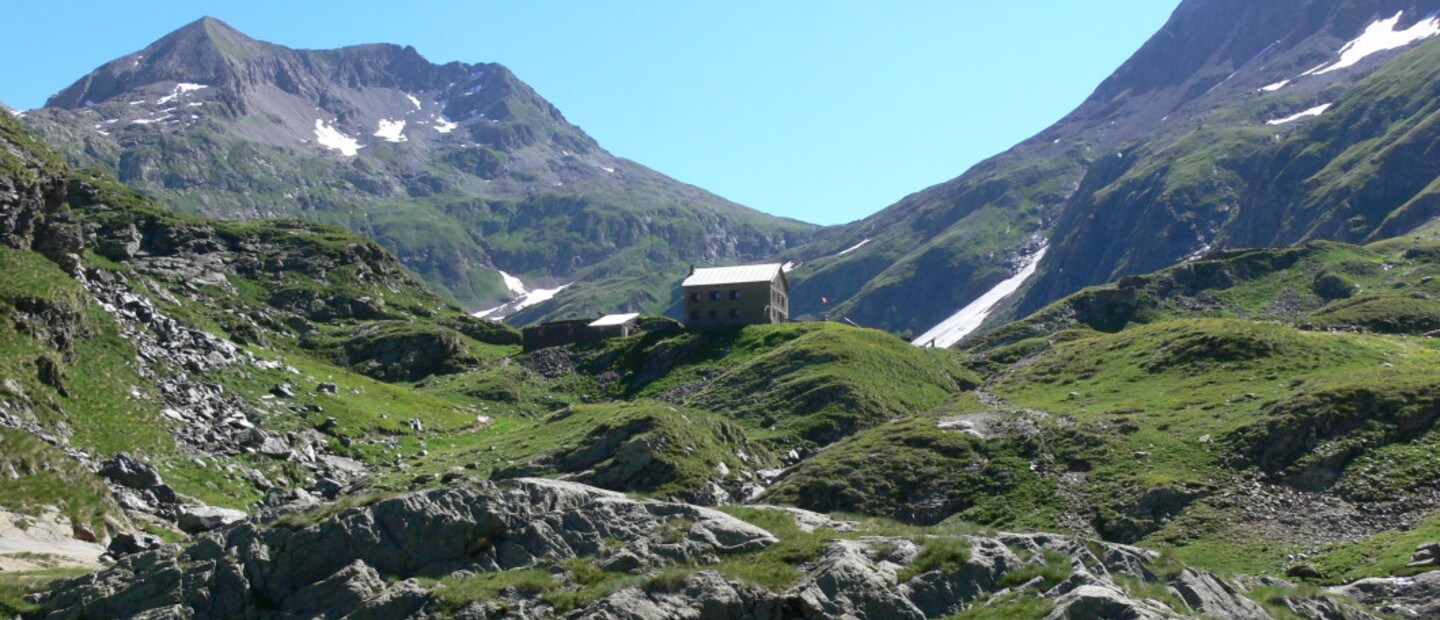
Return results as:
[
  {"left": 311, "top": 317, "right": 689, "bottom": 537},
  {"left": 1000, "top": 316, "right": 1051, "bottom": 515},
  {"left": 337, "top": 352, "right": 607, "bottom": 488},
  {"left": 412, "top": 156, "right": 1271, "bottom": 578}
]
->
[
  {"left": 434, "top": 568, "right": 556, "bottom": 611},
  {"left": 269, "top": 492, "right": 397, "bottom": 529},
  {"left": 0, "top": 568, "right": 92, "bottom": 617},
  {"left": 712, "top": 507, "right": 840, "bottom": 591},
  {"left": 1114, "top": 575, "right": 1188, "bottom": 612},
  {"left": 996, "top": 550, "right": 1070, "bottom": 590},
  {"left": 897, "top": 537, "right": 973, "bottom": 582},
  {"left": 941, "top": 591, "right": 1054, "bottom": 620}
]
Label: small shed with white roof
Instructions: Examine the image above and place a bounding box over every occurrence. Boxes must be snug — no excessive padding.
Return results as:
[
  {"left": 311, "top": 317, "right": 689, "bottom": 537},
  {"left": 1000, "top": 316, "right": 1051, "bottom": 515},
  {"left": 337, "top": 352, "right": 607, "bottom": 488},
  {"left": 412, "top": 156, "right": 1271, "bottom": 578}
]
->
[{"left": 588, "top": 313, "right": 641, "bottom": 339}]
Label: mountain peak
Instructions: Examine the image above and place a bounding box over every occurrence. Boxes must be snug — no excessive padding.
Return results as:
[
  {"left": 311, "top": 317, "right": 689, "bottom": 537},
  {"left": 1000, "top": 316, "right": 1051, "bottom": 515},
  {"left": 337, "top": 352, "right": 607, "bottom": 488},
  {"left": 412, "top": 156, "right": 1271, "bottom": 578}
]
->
[
  {"left": 162, "top": 16, "right": 261, "bottom": 52},
  {"left": 45, "top": 16, "right": 271, "bottom": 109}
]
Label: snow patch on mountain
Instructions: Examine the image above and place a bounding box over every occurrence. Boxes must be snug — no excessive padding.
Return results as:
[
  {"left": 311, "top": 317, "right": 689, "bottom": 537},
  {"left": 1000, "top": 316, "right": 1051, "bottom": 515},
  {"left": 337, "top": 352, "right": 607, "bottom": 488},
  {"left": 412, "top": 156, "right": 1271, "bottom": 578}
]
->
[
  {"left": 314, "top": 119, "right": 362, "bottom": 156},
  {"left": 912, "top": 246, "right": 1048, "bottom": 349},
  {"left": 406, "top": 94, "right": 422, "bottom": 109},
  {"left": 433, "top": 116, "right": 458, "bottom": 134},
  {"left": 837, "top": 238, "right": 872, "bottom": 256},
  {"left": 1304, "top": 11, "right": 1440, "bottom": 75},
  {"left": 373, "top": 119, "right": 408, "bottom": 142},
  {"left": 130, "top": 114, "right": 171, "bottom": 125},
  {"left": 157, "top": 83, "right": 207, "bottom": 106},
  {"left": 498, "top": 270, "right": 526, "bottom": 296},
  {"left": 473, "top": 271, "right": 573, "bottom": 320},
  {"left": 1260, "top": 79, "right": 1290, "bottom": 92},
  {"left": 1267, "top": 103, "right": 1332, "bottom": 125}
]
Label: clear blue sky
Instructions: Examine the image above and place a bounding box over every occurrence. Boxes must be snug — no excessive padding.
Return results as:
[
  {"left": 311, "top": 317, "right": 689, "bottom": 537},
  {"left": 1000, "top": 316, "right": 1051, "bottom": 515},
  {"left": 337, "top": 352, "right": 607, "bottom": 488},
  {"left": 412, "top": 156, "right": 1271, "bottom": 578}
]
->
[{"left": 0, "top": 1, "right": 1179, "bottom": 225}]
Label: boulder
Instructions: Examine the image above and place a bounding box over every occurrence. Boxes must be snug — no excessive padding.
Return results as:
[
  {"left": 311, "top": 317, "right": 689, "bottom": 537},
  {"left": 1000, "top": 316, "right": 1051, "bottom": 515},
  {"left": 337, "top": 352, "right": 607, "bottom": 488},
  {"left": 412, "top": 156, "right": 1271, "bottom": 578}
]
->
[
  {"left": 1407, "top": 541, "right": 1439, "bottom": 567},
  {"left": 106, "top": 532, "right": 164, "bottom": 558},
  {"left": 100, "top": 452, "right": 165, "bottom": 489},
  {"left": 1044, "top": 585, "right": 1169, "bottom": 620},
  {"left": 176, "top": 505, "right": 247, "bottom": 533}
]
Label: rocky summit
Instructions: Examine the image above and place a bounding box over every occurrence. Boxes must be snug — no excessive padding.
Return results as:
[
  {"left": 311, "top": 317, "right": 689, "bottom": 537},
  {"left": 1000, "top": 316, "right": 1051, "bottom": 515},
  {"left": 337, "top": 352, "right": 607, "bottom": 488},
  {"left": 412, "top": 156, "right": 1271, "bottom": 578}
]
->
[{"left": 3, "top": 0, "right": 1440, "bottom": 618}]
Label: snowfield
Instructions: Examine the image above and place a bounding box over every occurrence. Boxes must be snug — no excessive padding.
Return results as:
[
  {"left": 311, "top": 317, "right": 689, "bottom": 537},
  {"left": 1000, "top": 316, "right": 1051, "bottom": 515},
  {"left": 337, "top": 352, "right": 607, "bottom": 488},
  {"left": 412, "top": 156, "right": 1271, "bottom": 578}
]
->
[
  {"left": 473, "top": 271, "right": 573, "bottom": 320},
  {"left": 1267, "top": 103, "right": 1332, "bottom": 125},
  {"left": 373, "top": 119, "right": 408, "bottom": 142},
  {"left": 1304, "top": 10, "right": 1440, "bottom": 75},
  {"left": 911, "top": 246, "right": 1049, "bottom": 349},
  {"left": 157, "top": 83, "right": 207, "bottom": 105},
  {"left": 837, "top": 238, "right": 872, "bottom": 256},
  {"left": 433, "top": 116, "right": 458, "bottom": 134},
  {"left": 314, "top": 119, "right": 362, "bottom": 156}
]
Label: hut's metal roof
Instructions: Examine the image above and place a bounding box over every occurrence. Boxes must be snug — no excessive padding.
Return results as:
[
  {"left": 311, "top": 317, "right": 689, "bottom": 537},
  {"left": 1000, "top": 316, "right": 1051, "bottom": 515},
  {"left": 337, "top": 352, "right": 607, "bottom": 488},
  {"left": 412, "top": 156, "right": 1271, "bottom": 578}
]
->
[
  {"left": 588, "top": 313, "right": 641, "bottom": 327},
  {"left": 682, "top": 263, "right": 784, "bottom": 287}
]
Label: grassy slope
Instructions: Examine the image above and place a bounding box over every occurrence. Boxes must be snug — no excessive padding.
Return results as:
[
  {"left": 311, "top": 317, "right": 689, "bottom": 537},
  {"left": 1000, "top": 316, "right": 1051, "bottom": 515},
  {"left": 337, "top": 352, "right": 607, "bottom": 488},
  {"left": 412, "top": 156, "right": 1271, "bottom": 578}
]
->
[{"left": 761, "top": 233, "right": 1440, "bottom": 580}]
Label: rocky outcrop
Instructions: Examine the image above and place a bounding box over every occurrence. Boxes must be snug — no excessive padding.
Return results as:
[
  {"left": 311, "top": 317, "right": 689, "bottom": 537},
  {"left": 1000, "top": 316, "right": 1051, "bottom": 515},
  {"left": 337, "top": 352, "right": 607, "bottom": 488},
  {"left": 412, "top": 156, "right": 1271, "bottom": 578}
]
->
[
  {"left": 28, "top": 479, "right": 1379, "bottom": 620},
  {"left": 493, "top": 404, "right": 773, "bottom": 507},
  {"left": 29, "top": 479, "right": 776, "bottom": 620},
  {"left": 1331, "top": 571, "right": 1440, "bottom": 619},
  {"left": 0, "top": 114, "right": 77, "bottom": 270}
]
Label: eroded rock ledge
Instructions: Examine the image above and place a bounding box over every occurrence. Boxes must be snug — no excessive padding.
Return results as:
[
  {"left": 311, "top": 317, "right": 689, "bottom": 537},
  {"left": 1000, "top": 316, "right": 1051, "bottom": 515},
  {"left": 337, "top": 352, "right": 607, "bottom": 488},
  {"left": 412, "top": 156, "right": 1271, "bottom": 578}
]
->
[{"left": 27, "top": 478, "right": 1399, "bottom": 620}]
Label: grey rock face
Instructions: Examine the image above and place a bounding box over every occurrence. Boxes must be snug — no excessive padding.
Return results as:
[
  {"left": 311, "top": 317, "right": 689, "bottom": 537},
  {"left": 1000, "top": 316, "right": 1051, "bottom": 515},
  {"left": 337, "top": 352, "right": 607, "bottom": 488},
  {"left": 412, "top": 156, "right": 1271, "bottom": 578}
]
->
[
  {"left": 564, "top": 571, "right": 779, "bottom": 620},
  {"left": 1332, "top": 571, "right": 1440, "bottom": 619},
  {"left": 31, "top": 478, "right": 1383, "bottom": 620},
  {"left": 1044, "top": 584, "right": 1169, "bottom": 620},
  {"left": 31, "top": 478, "right": 777, "bottom": 620}
]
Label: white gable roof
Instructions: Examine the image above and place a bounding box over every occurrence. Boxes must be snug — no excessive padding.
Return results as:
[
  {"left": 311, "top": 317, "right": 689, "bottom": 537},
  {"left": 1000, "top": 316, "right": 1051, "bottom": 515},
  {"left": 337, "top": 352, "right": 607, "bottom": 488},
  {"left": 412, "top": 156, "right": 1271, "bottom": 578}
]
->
[
  {"left": 588, "top": 313, "right": 640, "bottom": 327},
  {"left": 682, "top": 263, "right": 784, "bottom": 287}
]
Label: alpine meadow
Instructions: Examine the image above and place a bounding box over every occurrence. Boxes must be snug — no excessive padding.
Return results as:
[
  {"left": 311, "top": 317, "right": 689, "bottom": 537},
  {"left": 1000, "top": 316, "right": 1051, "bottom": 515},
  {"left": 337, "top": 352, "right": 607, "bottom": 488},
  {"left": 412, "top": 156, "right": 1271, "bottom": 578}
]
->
[{"left": 2, "top": 1, "right": 1440, "bottom": 618}]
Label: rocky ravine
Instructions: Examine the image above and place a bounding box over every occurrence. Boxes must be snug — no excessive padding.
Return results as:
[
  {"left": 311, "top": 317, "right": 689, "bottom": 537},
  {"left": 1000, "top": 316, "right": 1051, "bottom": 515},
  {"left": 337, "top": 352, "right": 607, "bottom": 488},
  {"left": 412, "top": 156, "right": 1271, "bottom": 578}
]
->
[{"left": 24, "top": 478, "right": 1419, "bottom": 620}]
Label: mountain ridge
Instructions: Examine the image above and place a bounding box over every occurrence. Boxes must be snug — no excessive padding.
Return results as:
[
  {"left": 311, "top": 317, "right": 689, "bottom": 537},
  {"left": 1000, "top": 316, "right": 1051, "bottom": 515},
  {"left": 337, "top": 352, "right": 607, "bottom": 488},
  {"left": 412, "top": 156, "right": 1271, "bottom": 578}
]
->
[
  {"left": 23, "top": 17, "right": 816, "bottom": 321},
  {"left": 783, "top": 0, "right": 1440, "bottom": 342}
]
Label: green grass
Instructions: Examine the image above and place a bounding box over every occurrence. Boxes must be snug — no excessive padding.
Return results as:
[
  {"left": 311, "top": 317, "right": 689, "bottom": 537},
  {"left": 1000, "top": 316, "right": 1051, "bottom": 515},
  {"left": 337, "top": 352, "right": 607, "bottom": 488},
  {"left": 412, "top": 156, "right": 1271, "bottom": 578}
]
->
[
  {"left": 995, "top": 550, "right": 1069, "bottom": 590},
  {"left": 268, "top": 491, "right": 398, "bottom": 529},
  {"left": 438, "top": 401, "right": 769, "bottom": 500},
  {"left": 1114, "top": 575, "right": 1188, "bottom": 612},
  {"left": 1308, "top": 509, "right": 1440, "bottom": 583},
  {"left": 897, "top": 537, "right": 973, "bottom": 582},
  {"left": 710, "top": 507, "right": 844, "bottom": 590},
  {"left": 434, "top": 568, "right": 557, "bottom": 611},
  {"left": 0, "top": 429, "right": 114, "bottom": 536},
  {"left": 941, "top": 591, "right": 1054, "bottom": 620},
  {"left": 762, "top": 415, "right": 1058, "bottom": 528},
  {"left": 0, "top": 568, "right": 92, "bottom": 617},
  {"left": 665, "top": 323, "right": 977, "bottom": 446}
]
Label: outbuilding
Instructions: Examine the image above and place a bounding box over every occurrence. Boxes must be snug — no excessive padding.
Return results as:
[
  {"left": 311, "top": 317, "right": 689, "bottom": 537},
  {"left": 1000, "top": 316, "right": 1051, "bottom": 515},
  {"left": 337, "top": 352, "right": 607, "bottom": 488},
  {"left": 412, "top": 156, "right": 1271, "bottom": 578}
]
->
[{"left": 588, "top": 313, "right": 641, "bottom": 339}]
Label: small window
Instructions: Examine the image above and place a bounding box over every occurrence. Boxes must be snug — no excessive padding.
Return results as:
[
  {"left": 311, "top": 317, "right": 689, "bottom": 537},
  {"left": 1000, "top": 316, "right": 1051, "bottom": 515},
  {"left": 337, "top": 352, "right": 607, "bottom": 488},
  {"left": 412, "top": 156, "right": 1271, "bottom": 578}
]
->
[
  {"left": 709, "top": 291, "right": 721, "bottom": 301},
  {"left": 729, "top": 308, "right": 740, "bottom": 319},
  {"left": 690, "top": 311, "right": 700, "bottom": 321},
  {"left": 690, "top": 292, "right": 700, "bottom": 302},
  {"left": 709, "top": 310, "right": 718, "bottom": 320},
  {"left": 730, "top": 290, "right": 741, "bottom": 300}
]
